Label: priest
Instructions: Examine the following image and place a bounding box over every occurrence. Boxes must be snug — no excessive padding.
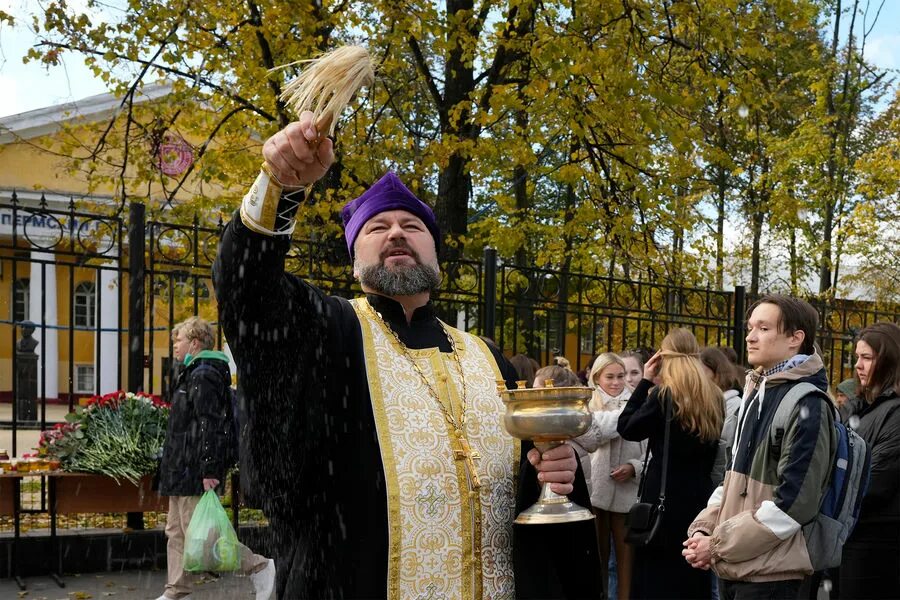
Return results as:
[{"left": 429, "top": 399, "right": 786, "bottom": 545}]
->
[{"left": 213, "top": 110, "right": 599, "bottom": 599}]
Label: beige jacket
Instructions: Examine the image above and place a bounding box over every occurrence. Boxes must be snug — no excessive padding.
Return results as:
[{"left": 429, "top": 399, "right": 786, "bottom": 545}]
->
[{"left": 688, "top": 354, "right": 835, "bottom": 582}]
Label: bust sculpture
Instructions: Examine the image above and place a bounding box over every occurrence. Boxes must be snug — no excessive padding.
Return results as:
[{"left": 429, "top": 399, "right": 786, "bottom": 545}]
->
[{"left": 17, "top": 321, "right": 38, "bottom": 354}]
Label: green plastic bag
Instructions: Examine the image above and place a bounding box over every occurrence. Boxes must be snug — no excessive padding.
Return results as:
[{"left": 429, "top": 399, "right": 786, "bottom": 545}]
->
[{"left": 183, "top": 490, "right": 240, "bottom": 572}]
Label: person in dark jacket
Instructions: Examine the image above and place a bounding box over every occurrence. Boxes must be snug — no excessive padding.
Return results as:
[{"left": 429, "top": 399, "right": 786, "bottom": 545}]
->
[
  {"left": 618, "top": 328, "right": 723, "bottom": 599},
  {"left": 833, "top": 378, "right": 861, "bottom": 425},
  {"left": 839, "top": 322, "right": 900, "bottom": 599},
  {"left": 156, "top": 317, "right": 274, "bottom": 600}
]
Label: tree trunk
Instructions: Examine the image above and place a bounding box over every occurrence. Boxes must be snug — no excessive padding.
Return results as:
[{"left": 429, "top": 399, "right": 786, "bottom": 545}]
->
[
  {"left": 747, "top": 159, "right": 762, "bottom": 296},
  {"left": 790, "top": 226, "right": 799, "bottom": 294},
  {"left": 513, "top": 111, "right": 530, "bottom": 266},
  {"left": 557, "top": 181, "right": 577, "bottom": 354},
  {"left": 513, "top": 110, "right": 535, "bottom": 356},
  {"left": 716, "top": 166, "right": 727, "bottom": 290},
  {"left": 751, "top": 207, "right": 763, "bottom": 297},
  {"left": 435, "top": 154, "right": 471, "bottom": 261},
  {"left": 714, "top": 94, "right": 728, "bottom": 290},
  {"left": 819, "top": 0, "right": 859, "bottom": 295},
  {"left": 819, "top": 199, "right": 834, "bottom": 294},
  {"left": 434, "top": 0, "right": 537, "bottom": 262},
  {"left": 434, "top": 0, "right": 476, "bottom": 261}
]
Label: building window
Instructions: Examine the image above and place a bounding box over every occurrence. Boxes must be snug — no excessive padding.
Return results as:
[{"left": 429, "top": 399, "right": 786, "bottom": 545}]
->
[
  {"left": 12, "top": 278, "right": 30, "bottom": 322},
  {"left": 75, "top": 365, "right": 95, "bottom": 394},
  {"left": 74, "top": 281, "right": 96, "bottom": 328},
  {"left": 579, "top": 327, "right": 594, "bottom": 355},
  {"left": 579, "top": 322, "right": 605, "bottom": 354}
]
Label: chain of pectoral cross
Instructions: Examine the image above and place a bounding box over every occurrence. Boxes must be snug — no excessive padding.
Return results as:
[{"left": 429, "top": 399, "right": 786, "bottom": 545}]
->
[{"left": 366, "top": 300, "right": 481, "bottom": 489}]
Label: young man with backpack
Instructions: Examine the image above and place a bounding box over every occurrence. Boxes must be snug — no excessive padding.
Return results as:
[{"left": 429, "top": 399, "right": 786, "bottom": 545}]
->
[
  {"left": 155, "top": 316, "right": 274, "bottom": 600},
  {"left": 682, "top": 295, "right": 840, "bottom": 599}
]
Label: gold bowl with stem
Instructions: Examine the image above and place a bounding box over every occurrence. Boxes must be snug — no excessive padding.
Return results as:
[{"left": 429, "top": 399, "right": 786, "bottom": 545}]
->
[{"left": 500, "top": 379, "right": 595, "bottom": 524}]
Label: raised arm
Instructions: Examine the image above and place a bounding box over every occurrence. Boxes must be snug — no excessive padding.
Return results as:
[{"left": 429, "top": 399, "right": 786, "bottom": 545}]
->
[
  {"left": 211, "top": 114, "right": 336, "bottom": 515},
  {"left": 617, "top": 378, "right": 661, "bottom": 441}
]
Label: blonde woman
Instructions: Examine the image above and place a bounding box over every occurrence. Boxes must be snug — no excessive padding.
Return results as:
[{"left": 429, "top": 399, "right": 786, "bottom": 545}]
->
[
  {"left": 574, "top": 352, "right": 645, "bottom": 599},
  {"left": 618, "top": 329, "right": 724, "bottom": 599}
]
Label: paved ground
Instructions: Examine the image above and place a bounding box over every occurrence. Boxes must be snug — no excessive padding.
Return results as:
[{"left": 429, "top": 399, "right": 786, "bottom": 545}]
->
[
  {"left": 1, "top": 405, "right": 263, "bottom": 598},
  {"left": 0, "top": 569, "right": 257, "bottom": 599}
]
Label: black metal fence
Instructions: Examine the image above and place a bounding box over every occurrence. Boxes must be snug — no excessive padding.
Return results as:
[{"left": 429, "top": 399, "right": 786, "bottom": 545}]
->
[{"left": 3, "top": 194, "right": 900, "bottom": 452}]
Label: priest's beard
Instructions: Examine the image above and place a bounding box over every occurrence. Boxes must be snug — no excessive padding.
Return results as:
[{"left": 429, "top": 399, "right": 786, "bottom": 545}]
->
[{"left": 355, "top": 244, "right": 441, "bottom": 296}]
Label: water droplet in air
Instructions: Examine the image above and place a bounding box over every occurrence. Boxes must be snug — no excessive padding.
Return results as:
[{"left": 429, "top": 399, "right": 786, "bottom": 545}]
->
[
  {"left": 799, "top": 406, "right": 809, "bottom": 420},
  {"left": 738, "top": 105, "right": 749, "bottom": 118},
  {"left": 849, "top": 415, "right": 861, "bottom": 428}
]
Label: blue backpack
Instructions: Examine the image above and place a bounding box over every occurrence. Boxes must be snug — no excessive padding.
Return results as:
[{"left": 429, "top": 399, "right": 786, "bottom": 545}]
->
[{"left": 770, "top": 382, "right": 871, "bottom": 571}]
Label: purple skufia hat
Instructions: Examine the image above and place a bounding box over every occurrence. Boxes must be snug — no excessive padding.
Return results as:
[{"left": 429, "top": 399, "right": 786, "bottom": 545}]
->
[{"left": 340, "top": 172, "right": 441, "bottom": 258}]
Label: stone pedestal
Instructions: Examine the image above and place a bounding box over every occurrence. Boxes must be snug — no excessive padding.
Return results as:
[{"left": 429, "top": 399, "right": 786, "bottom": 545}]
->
[
  {"left": 15, "top": 353, "right": 38, "bottom": 422},
  {"left": 15, "top": 322, "right": 39, "bottom": 423}
]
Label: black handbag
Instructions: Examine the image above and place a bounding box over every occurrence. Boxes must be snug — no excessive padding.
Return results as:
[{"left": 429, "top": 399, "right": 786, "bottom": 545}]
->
[{"left": 625, "top": 396, "right": 672, "bottom": 546}]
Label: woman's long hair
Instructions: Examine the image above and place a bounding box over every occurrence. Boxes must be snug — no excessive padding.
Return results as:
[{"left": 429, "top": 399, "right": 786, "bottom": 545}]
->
[
  {"left": 856, "top": 322, "right": 900, "bottom": 403},
  {"left": 700, "top": 347, "right": 742, "bottom": 393},
  {"left": 659, "top": 329, "right": 724, "bottom": 443},
  {"left": 509, "top": 354, "right": 539, "bottom": 387}
]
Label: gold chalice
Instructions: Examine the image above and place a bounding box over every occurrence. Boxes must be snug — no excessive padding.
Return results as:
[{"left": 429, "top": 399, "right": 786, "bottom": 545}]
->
[{"left": 500, "top": 380, "right": 595, "bottom": 524}]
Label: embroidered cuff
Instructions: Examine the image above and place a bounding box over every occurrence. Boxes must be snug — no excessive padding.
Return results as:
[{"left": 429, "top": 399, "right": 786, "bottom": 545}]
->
[{"left": 239, "top": 163, "right": 306, "bottom": 236}]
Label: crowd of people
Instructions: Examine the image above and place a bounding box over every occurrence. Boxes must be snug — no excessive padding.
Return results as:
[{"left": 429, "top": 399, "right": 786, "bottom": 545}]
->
[
  {"left": 508, "top": 307, "right": 900, "bottom": 600},
  {"left": 151, "top": 111, "right": 899, "bottom": 600}
]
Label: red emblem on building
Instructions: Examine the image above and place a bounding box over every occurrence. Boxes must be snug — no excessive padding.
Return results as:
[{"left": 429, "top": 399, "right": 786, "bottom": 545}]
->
[{"left": 155, "top": 134, "right": 194, "bottom": 176}]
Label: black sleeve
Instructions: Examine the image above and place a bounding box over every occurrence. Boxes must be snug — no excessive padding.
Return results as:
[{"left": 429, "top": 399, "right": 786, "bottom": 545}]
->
[
  {"left": 213, "top": 210, "right": 329, "bottom": 350},
  {"left": 192, "top": 366, "right": 230, "bottom": 480},
  {"left": 213, "top": 211, "right": 331, "bottom": 514},
  {"left": 513, "top": 446, "right": 600, "bottom": 599},
  {"left": 486, "top": 345, "right": 520, "bottom": 390},
  {"left": 618, "top": 378, "right": 662, "bottom": 441},
  {"left": 503, "top": 350, "right": 601, "bottom": 599},
  {"left": 862, "top": 404, "right": 900, "bottom": 510}
]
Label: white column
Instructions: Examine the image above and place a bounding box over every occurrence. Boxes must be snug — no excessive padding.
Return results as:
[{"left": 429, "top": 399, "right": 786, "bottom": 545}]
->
[
  {"left": 97, "top": 264, "right": 120, "bottom": 395},
  {"left": 29, "top": 250, "right": 59, "bottom": 401}
]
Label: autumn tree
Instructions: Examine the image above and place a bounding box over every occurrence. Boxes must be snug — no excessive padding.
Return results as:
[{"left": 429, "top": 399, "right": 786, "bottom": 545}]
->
[{"left": 2, "top": 0, "right": 896, "bottom": 298}]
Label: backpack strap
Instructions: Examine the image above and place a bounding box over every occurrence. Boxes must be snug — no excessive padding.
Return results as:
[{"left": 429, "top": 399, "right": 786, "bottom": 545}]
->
[{"left": 769, "top": 382, "right": 833, "bottom": 446}]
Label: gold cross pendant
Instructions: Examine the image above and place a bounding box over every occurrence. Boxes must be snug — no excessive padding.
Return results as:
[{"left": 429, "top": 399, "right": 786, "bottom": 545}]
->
[{"left": 453, "top": 436, "right": 481, "bottom": 489}]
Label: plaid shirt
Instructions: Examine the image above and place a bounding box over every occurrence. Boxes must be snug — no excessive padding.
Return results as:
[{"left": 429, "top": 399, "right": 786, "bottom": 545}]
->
[{"left": 763, "top": 359, "right": 791, "bottom": 378}]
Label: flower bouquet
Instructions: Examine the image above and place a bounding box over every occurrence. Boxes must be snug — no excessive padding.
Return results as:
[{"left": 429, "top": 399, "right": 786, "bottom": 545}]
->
[{"left": 38, "top": 391, "right": 170, "bottom": 485}]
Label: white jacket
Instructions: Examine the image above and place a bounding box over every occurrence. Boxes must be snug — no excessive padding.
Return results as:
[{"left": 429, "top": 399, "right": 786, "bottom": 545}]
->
[{"left": 575, "top": 387, "right": 646, "bottom": 513}]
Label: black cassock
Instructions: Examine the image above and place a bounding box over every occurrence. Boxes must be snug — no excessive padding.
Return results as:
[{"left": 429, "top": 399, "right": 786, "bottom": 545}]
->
[{"left": 213, "top": 213, "right": 600, "bottom": 599}]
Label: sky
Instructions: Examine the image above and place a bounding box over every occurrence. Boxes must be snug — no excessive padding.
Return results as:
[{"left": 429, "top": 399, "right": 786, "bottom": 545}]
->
[{"left": 0, "top": 0, "right": 898, "bottom": 120}]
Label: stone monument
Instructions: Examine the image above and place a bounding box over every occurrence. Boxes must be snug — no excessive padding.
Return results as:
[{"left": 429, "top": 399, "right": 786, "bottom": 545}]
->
[{"left": 15, "top": 321, "right": 38, "bottom": 422}]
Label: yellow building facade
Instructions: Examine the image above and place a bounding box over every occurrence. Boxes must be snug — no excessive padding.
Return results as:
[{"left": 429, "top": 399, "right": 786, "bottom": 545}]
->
[{"left": 1, "top": 84, "right": 227, "bottom": 405}]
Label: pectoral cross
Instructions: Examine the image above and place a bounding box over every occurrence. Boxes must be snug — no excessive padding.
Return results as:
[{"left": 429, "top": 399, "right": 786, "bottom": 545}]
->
[{"left": 453, "top": 435, "right": 481, "bottom": 490}]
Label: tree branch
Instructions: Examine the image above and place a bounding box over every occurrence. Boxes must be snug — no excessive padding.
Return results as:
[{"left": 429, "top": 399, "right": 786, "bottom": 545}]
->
[
  {"left": 38, "top": 41, "right": 276, "bottom": 122},
  {"left": 407, "top": 35, "right": 445, "bottom": 116},
  {"left": 162, "top": 105, "right": 251, "bottom": 209}
]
